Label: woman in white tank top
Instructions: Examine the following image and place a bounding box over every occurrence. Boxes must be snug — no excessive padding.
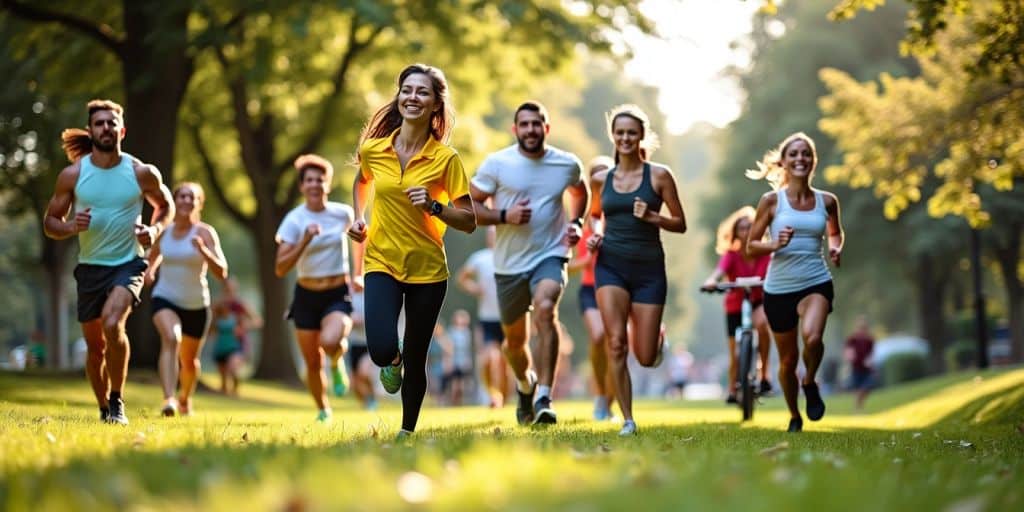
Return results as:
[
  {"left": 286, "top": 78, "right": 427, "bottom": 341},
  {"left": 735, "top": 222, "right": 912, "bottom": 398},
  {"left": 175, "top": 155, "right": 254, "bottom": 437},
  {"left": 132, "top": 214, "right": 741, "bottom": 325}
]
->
[
  {"left": 746, "top": 133, "right": 845, "bottom": 433},
  {"left": 146, "top": 182, "right": 229, "bottom": 416}
]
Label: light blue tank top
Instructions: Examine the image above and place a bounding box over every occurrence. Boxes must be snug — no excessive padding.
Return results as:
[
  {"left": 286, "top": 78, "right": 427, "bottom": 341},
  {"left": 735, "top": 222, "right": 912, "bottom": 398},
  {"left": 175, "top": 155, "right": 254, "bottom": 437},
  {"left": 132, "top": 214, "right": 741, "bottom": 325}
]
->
[
  {"left": 74, "top": 154, "right": 143, "bottom": 265},
  {"left": 764, "top": 189, "right": 832, "bottom": 294},
  {"left": 152, "top": 224, "right": 210, "bottom": 309}
]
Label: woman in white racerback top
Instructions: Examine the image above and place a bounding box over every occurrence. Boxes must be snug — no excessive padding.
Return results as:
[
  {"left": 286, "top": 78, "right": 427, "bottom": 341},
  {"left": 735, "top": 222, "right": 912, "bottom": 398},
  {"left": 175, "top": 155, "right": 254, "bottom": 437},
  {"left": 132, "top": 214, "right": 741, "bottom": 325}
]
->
[
  {"left": 146, "top": 182, "right": 229, "bottom": 417},
  {"left": 746, "top": 133, "right": 845, "bottom": 433}
]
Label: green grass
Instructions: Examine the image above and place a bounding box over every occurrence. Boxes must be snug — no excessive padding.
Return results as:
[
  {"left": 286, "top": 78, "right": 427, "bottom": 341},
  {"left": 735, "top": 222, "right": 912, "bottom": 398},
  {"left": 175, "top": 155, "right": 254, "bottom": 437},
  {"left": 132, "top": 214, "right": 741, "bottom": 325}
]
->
[{"left": 1, "top": 368, "right": 1022, "bottom": 511}]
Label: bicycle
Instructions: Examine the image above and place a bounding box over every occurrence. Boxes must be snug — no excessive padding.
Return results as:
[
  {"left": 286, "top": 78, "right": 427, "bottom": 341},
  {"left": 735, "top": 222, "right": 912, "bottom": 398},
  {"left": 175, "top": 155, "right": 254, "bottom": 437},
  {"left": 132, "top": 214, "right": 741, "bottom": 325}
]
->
[{"left": 701, "top": 276, "right": 765, "bottom": 421}]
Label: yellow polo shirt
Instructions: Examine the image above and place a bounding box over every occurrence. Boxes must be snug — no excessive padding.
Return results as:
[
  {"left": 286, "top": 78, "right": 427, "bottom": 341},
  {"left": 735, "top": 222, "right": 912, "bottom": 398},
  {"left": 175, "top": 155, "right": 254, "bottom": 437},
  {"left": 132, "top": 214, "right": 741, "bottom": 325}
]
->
[{"left": 359, "top": 130, "right": 470, "bottom": 283}]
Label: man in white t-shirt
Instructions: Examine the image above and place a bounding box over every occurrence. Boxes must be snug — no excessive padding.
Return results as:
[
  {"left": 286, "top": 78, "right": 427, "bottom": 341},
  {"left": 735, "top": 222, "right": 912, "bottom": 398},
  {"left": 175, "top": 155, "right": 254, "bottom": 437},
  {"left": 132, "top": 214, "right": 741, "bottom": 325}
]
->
[
  {"left": 469, "top": 101, "right": 589, "bottom": 425},
  {"left": 458, "top": 226, "right": 507, "bottom": 407}
]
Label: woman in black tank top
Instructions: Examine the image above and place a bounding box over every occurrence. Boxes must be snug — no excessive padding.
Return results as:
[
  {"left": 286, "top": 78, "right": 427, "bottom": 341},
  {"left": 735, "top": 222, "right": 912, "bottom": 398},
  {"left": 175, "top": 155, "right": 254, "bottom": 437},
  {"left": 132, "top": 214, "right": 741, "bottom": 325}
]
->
[{"left": 586, "top": 105, "right": 687, "bottom": 436}]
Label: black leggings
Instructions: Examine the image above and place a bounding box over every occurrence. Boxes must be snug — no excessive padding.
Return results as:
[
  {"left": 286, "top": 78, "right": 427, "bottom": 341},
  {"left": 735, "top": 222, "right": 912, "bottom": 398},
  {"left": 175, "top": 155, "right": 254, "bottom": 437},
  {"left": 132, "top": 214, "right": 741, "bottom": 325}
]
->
[{"left": 364, "top": 272, "right": 447, "bottom": 432}]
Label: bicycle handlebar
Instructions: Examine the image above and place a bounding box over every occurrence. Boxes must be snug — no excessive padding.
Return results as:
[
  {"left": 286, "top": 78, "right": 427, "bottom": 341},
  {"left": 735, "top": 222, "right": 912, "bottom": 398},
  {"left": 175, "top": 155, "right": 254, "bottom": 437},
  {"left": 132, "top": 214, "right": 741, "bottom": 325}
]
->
[{"left": 699, "top": 279, "right": 765, "bottom": 294}]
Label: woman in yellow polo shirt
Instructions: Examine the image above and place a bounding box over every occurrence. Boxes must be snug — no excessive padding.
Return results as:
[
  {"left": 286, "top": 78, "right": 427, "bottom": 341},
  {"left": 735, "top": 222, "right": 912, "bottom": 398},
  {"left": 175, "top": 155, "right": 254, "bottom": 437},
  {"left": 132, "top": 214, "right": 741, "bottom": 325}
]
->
[{"left": 348, "top": 63, "right": 476, "bottom": 439}]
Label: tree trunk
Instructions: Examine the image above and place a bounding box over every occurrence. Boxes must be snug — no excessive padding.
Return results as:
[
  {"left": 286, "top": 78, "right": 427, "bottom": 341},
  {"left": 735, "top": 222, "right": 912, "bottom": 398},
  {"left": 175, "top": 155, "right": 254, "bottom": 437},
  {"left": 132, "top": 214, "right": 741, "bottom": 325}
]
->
[
  {"left": 251, "top": 208, "right": 299, "bottom": 383},
  {"left": 916, "top": 253, "right": 949, "bottom": 373},
  {"left": 120, "top": 1, "right": 194, "bottom": 369},
  {"left": 40, "top": 236, "right": 73, "bottom": 369},
  {"left": 993, "top": 223, "right": 1023, "bottom": 362}
]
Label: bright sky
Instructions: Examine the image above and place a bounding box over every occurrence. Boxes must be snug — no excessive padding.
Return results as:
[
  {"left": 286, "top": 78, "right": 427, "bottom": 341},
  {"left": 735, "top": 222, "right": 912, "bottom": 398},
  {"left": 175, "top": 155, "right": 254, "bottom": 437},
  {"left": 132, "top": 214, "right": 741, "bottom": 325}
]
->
[{"left": 622, "top": 0, "right": 762, "bottom": 134}]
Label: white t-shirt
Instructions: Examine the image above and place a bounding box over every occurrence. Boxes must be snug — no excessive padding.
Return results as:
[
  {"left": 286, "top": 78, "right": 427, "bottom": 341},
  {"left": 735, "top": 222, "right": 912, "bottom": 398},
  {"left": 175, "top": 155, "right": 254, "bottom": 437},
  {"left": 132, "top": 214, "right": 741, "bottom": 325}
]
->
[
  {"left": 463, "top": 248, "right": 500, "bottom": 322},
  {"left": 472, "top": 145, "right": 584, "bottom": 274},
  {"left": 275, "top": 202, "right": 354, "bottom": 279}
]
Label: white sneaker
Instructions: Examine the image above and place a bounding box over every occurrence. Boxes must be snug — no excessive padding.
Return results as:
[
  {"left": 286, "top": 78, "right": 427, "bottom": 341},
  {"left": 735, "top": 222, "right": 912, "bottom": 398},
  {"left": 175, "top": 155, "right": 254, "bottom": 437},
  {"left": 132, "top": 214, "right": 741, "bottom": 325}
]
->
[
  {"left": 161, "top": 398, "right": 178, "bottom": 417},
  {"left": 618, "top": 419, "right": 637, "bottom": 436}
]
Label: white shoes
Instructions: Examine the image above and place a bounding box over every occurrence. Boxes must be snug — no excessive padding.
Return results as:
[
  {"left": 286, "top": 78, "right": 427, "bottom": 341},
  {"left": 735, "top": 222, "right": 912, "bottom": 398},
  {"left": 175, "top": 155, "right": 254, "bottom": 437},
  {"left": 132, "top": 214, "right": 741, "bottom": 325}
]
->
[{"left": 618, "top": 419, "right": 637, "bottom": 436}]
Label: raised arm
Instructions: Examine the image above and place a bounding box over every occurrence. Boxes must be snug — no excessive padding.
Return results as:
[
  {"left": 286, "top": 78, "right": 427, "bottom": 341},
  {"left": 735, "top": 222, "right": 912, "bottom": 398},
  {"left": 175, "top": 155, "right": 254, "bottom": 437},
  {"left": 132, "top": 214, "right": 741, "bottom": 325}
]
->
[
  {"left": 747, "top": 191, "right": 787, "bottom": 257},
  {"left": 456, "top": 261, "right": 482, "bottom": 297},
  {"left": 195, "top": 224, "right": 229, "bottom": 280},
  {"left": 135, "top": 163, "right": 174, "bottom": 247},
  {"left": 641, "top": 165, "right": 686, "bottom": 233},
  {"left": 43, "top": 164, "right": 86, "bottom": 240},
  {"left": 825, "top": 192, "right": 844, "bottom": 267},
  {"left": 434, "top": 193, "right": 476, "bottom": 234},
  {"left": 275, "top": 224, "right": 318, "bottom": 278}
]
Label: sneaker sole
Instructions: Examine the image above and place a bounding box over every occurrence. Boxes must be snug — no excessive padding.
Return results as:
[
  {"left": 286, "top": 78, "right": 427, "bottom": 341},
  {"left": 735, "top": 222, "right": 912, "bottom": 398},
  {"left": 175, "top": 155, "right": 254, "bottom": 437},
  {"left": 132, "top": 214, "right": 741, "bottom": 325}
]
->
[{"left": 532, "top": 408, "right": 557, "bottom": 425}]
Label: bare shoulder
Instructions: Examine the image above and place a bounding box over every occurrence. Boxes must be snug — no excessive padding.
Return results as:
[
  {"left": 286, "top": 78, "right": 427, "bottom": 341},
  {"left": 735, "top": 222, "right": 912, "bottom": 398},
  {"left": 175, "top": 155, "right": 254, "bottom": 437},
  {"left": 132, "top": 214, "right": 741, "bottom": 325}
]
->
[
  {"left": 649, "top": 162, "right": 674, "bottom": 177},
  {"left": 132, "top": 159, "right": 164, "bottom": 186},
  {"left": 56, "top": 160, "right": 82, "bottom": 189},
  {"left": 820, "top": 190, "right": 840, "bottom": 208},
  {"left": 758, "top": 190, "right": 778, "bottom": 208},
  {"left": 196, "top": 222, "right": 218, "bottom": 237},
  {"left": 591, "top": 169, "right": 610, "bottom": 186}
]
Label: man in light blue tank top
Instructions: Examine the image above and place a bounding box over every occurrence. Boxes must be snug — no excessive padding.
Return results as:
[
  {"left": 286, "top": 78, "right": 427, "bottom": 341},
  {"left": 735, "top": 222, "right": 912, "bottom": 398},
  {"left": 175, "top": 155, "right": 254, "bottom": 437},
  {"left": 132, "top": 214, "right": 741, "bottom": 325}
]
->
[{"left": 43, "top": 99, "right": 174, "bottom": 426}]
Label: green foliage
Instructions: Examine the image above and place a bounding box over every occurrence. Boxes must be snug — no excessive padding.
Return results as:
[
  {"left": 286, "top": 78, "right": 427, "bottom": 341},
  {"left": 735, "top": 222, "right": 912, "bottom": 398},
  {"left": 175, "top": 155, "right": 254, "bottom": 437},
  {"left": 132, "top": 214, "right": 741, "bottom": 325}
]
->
[
  {"left": 945, "top": 340, "right": 976, "bottom": 371},
  {"left": 819, "top": 4, "right": 1024, "bottom": 227},
  {"left": 881, "top": 352, "right": 929, "bottom": 386}
]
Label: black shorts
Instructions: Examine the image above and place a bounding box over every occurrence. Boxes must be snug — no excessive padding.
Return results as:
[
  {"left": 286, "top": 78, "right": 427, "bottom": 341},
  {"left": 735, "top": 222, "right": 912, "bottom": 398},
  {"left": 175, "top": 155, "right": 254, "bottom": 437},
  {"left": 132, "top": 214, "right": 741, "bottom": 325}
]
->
[
  {"left": 763, "top": 281, "right": 834, "bottom": 333},
  {"left": 594, "top": 251, "right": 667, "bottom": 305},
  {"left": 152, "top": 297, "right": 210, "bottom": 339},
  {"left": 74, "top": 257, "right": 148, "bottom": 323},
  {"left": 480, "top": 320, "right": 504, "bottom": 345},
  {"left": 347, "top": 343, "right": 369, "bottom": 369},
  {"left": 725, "top": 301, "right": 763, "bottom": 337},
  {"left": 288, "top": 283, "right": 353, "bottom": 330},
  {"left": 578, "top": 284, "right": 598, "bottom": 314}
]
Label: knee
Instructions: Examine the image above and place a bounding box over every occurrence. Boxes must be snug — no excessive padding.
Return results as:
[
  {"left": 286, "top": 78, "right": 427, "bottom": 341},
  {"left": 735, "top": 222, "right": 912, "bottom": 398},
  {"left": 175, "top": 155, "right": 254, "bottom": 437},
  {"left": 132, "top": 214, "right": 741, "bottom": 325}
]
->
[
  {"left": 304, "top": 355, "right": 323, "bottom": 372},
  {"left": 802, "top": 331, "right": 823, "bottom": 348},
  {"left": 533, "top": 300, "right": 556, "bottom": 327},
  {"left": 778, "top": 354, "right": 799, "bottom": 371},
  {"left": 367, "top": 345, "right": 395, "bottom": 368},
  {"left": 606, "top": 335, "right": 629, "bottom": 362},
  {"left": 637, "top": 352, "right": 657, "bottom": 368},
  {"left": 319, "top": 332, "right": 340, "bottom": 350}
]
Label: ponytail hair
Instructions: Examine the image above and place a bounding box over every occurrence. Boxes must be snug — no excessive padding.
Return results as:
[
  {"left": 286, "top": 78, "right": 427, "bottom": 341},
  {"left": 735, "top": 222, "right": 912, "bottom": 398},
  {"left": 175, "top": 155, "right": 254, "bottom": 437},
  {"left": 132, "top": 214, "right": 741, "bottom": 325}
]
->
[
  {"left": 605, "top": 104, "right": 659, "bottom": 165},
  {"left": 62, "top": 99, "right": 125, "bottom": 162},
  {"left": 745, "top": 132, "right": 817, "bottom": 190},
  {"left": 61, "top": 128, "right": 92, "bottom": 162}
]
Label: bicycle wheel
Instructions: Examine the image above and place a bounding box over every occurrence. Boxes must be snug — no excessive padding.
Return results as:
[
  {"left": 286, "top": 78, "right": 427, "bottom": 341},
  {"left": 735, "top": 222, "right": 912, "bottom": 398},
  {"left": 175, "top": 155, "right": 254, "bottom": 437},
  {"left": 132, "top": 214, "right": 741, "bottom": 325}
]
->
[{"left": 738, "top": 331, "right": 755, "bottom": 421}]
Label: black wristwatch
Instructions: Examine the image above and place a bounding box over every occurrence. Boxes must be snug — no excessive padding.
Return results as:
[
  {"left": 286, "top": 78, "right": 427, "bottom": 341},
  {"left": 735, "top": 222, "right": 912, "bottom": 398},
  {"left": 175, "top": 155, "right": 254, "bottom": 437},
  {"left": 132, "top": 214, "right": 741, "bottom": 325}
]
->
[
  {"left": 429, "top": 200, "right": 444, "bottom": 216},
  {"left": 570, "top": 217, "right": 585, "bottom": 229}
]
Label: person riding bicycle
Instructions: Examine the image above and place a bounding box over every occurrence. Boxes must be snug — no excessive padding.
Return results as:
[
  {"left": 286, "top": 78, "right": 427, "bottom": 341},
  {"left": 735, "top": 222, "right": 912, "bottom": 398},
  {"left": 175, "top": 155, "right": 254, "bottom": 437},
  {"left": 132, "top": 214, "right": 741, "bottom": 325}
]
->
[{"left": 702, "top": 206, "right": 772, "bottom": 404}]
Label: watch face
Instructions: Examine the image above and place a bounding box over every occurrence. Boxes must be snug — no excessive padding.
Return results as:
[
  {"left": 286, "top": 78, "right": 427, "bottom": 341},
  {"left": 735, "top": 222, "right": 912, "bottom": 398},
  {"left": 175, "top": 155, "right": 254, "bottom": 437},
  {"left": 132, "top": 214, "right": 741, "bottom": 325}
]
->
[{"left": 431, "top": 201, "right": 443, "bottom": 215}]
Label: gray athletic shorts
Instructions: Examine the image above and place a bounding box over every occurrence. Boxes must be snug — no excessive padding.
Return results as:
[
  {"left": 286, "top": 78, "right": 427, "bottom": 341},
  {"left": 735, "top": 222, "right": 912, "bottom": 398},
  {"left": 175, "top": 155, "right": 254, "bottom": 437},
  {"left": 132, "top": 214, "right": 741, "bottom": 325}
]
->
[{"left": 494, "top": 256, "right": 568, "bottom": 325}]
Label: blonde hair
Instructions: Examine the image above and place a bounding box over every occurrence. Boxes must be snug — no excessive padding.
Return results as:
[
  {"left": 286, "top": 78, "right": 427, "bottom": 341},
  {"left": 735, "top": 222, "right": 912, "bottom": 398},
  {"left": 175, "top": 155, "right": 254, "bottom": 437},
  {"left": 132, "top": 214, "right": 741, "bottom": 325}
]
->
[
  {"left": 605, "top": 104, "right": 660, "bottom": 164},
  {"left": 61, "top": 99, "right": 125, "bottom": 162},
  {"left": 714, "top": 206, "right": 757, "bottom": 255},
  {"left": 745, "top": 132, "right": 817, "bottom": 190}
]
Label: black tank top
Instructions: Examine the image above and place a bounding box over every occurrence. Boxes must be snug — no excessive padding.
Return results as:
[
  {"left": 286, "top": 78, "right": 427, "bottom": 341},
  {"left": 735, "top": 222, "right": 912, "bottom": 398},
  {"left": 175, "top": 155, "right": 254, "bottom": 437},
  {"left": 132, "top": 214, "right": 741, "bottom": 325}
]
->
[{"left": 601, "top": 162, "right": 663, "bottom": 261}]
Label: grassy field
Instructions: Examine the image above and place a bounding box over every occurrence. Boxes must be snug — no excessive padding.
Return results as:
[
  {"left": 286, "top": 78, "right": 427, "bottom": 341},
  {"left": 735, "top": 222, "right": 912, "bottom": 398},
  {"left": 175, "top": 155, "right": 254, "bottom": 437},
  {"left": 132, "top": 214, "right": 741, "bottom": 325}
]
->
[{"left": 1, "top": 368, "right": 1022, "bottom": 511}]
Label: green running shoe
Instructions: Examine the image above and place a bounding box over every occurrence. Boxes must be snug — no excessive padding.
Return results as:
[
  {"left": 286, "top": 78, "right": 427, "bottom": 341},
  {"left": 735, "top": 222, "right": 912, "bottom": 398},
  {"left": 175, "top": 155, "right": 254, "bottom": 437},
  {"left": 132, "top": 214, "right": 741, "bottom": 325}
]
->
[
  {"left": 316, "top": 409, "right": 332, "bottom": 423},
  {"left": 331, "top": 365, "right": 349, "bottom": 397},
  {"left": 380, "top": 363, "right": 403, "bottom": 394}
]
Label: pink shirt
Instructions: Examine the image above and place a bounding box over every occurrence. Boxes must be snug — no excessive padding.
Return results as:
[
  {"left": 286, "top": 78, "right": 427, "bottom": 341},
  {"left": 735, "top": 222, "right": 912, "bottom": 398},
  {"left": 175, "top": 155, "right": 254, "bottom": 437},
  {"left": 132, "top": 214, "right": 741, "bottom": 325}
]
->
[{"left": 717, "top": 250, "right": 770, "bottom": 313}]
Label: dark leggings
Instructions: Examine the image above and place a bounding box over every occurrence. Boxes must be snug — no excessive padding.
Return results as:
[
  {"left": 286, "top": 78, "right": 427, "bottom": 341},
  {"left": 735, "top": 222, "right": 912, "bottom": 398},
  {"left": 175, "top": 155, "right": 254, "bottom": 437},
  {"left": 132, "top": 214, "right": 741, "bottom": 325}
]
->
[{"left": 364, "top": 272, "right": 447, "bottom": 432}]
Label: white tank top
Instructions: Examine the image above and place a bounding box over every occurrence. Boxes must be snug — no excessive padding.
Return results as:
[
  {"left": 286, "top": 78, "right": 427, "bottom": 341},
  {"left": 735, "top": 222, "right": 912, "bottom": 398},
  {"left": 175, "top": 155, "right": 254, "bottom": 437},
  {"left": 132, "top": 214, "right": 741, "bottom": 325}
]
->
[
  {"left": 152, "top": 224, "right": 210, "bottom": 309},
  {"left": 764, "top": 189, "right": 832, "bottom": 294}
]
